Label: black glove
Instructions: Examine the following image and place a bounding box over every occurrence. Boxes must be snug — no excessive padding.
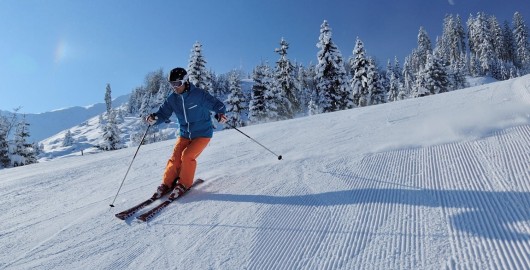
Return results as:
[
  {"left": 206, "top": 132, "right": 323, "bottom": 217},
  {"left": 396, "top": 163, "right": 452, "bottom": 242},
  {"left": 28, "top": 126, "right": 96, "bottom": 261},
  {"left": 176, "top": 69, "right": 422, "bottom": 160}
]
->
[
  {"left": 215, "top": 113, "right": 227, "bottom": 124},
  {"left": 145, "top": 113, "right": 157, "bottom": 125}
]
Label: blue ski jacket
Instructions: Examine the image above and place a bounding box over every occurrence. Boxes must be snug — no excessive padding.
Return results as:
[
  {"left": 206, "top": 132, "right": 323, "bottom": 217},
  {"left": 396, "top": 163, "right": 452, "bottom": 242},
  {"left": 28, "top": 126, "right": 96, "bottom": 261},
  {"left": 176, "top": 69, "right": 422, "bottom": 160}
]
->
[{"left": 153, "top": 84, "right": 226, "bottom": 139}]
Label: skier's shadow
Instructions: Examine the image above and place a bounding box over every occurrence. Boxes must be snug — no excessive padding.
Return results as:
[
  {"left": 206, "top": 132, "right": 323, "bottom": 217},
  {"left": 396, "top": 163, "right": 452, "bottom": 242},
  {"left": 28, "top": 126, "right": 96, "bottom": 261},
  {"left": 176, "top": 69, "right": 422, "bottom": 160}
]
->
[{"left": 188, "top": 187, "right": 530, "bottom": 241}]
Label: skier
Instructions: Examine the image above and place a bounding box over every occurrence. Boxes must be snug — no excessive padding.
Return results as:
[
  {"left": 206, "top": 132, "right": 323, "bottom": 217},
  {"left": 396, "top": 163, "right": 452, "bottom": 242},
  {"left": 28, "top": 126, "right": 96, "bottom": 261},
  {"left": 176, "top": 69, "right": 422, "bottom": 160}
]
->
[{"left": 145, "top": 67, "right": 227, "bottom": 200}]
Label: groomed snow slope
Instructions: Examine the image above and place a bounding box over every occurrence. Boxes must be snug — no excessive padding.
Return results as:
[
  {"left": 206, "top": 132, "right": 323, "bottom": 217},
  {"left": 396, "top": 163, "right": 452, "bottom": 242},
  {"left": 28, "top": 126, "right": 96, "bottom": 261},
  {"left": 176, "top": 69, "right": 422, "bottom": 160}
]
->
[{"left": 1, "top": 75, "right": 530, "bottom": 269}]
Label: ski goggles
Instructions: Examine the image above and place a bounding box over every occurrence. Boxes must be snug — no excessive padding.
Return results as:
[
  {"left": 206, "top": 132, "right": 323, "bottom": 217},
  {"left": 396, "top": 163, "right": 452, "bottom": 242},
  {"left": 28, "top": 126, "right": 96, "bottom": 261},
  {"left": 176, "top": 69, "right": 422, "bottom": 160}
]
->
[
  {"left": 169, "top": 74, "right": 189, "bottom": 88},
  {"left": 170, "top": 80, "right": 185, "bottom": 88}
]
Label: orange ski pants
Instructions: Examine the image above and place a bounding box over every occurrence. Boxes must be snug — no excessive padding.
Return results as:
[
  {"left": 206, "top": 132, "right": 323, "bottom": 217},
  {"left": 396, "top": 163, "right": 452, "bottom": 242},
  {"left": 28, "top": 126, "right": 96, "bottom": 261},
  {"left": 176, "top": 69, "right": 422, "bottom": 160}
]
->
[{"left": 162, "top": 137, "right": 210, "bottom": 189}]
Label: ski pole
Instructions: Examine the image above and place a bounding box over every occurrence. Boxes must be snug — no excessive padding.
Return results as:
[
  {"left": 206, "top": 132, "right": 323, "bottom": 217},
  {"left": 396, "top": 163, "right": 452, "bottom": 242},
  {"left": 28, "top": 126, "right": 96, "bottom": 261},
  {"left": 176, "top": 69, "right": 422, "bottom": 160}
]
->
[
  {"left": 109, "top": 124, "right": 151, "bottom": 207},
  {"left": 227, "top": 123, "right": 283, "bottom": 160}
]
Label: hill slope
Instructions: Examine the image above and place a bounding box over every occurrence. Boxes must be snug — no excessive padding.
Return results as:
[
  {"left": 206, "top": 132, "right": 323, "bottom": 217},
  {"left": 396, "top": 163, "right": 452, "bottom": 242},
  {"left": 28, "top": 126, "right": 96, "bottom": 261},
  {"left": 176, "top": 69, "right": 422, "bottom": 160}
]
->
[
  {"left": 1, "top": 75, "right": 529, "bottom": 269},
  {"left": 1, "top": 94, "right": 130, "bottom": 142}
]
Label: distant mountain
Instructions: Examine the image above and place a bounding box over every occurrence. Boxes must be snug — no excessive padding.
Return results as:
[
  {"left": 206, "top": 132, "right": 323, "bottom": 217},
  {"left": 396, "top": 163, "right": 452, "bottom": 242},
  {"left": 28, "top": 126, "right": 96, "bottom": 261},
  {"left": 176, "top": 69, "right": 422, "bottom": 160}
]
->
[{"left": 1, "top": 94, "right": 130, "bottom": 142}]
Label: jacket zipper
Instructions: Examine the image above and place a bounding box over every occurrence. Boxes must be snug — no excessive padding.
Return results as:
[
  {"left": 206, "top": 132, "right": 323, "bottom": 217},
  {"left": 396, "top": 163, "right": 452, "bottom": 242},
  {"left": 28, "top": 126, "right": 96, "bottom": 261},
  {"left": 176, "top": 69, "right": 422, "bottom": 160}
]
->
[{"left": 180, "top": 95, "right": 191, "bottom": 139}]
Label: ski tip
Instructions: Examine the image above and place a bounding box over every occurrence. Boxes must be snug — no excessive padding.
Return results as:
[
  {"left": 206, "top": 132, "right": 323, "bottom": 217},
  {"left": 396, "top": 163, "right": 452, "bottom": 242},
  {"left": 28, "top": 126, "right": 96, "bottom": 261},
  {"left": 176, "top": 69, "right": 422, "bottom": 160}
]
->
[
  {"left": 109, "top": 204, "right": 115, "bottom": 207},
  {"left": 115, "top": 214, "right": 127, "bottom": 220}
]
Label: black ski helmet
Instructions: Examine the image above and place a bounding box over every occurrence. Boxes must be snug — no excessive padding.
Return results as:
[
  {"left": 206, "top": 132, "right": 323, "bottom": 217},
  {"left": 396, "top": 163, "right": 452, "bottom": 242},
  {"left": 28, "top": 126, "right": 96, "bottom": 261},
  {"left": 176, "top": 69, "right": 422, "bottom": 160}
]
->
[{"left": 168, "top": 67, "right": 187, "bottom": 82}]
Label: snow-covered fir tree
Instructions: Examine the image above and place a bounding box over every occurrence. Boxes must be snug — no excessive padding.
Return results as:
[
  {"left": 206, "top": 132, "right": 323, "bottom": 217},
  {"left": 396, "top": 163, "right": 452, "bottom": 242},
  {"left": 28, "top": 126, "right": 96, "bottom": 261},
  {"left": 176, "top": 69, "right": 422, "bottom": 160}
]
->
[
  {"left": 188, "top": 41, "right": 212, "bottom": 92},
  {"left": 440, "top": 14, "right": 467, "bottom": 67},
  {"left": 513, "top": 11, "right": 530, "bottom": 72},
  {"left": 315, "top": 20, "right": 353, "bottom": 113},
  {"left": 490, "top": 16, "right": 506, "bottom": 67},
  {"left": 99, "top": 84, "right": 122, "bottom": 151},
  {"left": 502, "top": 20, "right": 517, "bottom": 64},
  {"left": 225, "top": 71, "right": 247, "bottom": 128},
  {"left": 350, "top": 37, "right": 370, "bottom": 107},
  {"left": 415, "top": 53, "right": 449, "bottom": 97},
  {"left": 213, "top": 72, "right": 230, "bottom": 98},
  {"left": 380, "top": 60, "right": 391, "bottom": 99},
  {"left": 367, "top": 57, "right": 386, "bottom": 105},
  {"left": 12, "top": 115, "right": 37, "bottom": 166},
  {"left": 467, "top": 12, "right": 497, "bottom": 76},
  {"left": 0, "top": 115, "right": 10, "bottom": 168},
  {"left": 274, "top": 38, "right": 298, "bottom": 117},
  {"left": 296, "top": 64, "right": 311, "bottom": 113},
  {"left": 388, "top": 71, "right": 400, "bottom": 102},
  {"left": 105, "top": 83, "right": 112, "bottom": 115},
  {"left": 262, "top": 63, "right": 285, "bottom": 121},
  {"left": 99, "top": 110, "right": 122, "bottom": 151},
  {"left": 387, "top": 57, "right": 403, "bottom": 102},
  {"left": 303, "top": 64, "right": 318, "bottom": 114},
  {"left": 414, "top": 27, "right": 433, "bottom": 72},
  {"left": 307, "top": 99, "right": 319, "bottom": 116},
  {"left": 448, "top": 52, "right": 468, "bottom": 90},
  {"left": 141, "top": 69, "right": 168, "bottom": 116},
  {"left": 62, "top": 130, "right": 74, "bottom": 147},
  {"left": 403, "top": 54, "right": 415, "bottom": 90},
  {"left": 249, "top": 63, "right": 268, "bottom": 124}
]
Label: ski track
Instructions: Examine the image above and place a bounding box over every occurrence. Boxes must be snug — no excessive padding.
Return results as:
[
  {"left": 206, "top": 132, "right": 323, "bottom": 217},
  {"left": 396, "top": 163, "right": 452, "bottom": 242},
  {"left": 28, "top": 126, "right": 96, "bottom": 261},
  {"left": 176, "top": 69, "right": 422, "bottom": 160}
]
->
[
  {"left": 3, "top": 125, "right": 529, "bottom": 269},
  {"left": 242, "top": 124, "right": 530, "bottom": 269}
]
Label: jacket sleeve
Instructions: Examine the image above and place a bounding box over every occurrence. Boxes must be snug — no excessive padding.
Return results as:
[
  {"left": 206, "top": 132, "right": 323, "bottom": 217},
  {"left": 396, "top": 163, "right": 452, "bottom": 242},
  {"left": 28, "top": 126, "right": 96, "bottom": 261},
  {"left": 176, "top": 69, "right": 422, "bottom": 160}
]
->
[
  {"left": 153, "top": 95, "right": 174, "bottom": 124},
  {"left": 202, "top": 90, "right": 226, "bottom": 114}
]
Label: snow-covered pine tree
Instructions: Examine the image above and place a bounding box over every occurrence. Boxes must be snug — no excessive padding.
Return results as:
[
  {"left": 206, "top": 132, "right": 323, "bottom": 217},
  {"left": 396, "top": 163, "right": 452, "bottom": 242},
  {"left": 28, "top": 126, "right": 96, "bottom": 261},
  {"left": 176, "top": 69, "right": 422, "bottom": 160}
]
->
[
  {"left": 0, "top": 115, "right": 10, "bottom": 168},
  {"left": 99, "top": 110, "right": 122, "bottom": 151},
  {"left": 388, "top": 71, "right": 400, "bottom": 102},
  {"left": 303, "top": 64, "right": 318, "bottom": 114},
  {"left": 382, "top": 60, "right": 392, "bottom": 100},
  {"left": 99, "top": 85, "right": 122, "bottom": 151},
  {"left": 225, "top": 71, "right": 247, "bottom": 128},
  {"left": 490, "top": 16, "right": 506, "bottom": 69},
  {"left": 188, "top": 41, "right": 211, "bottom": 90},
  {"left": 440, "top": 14, "right": 467, "bottom": 68},
  {"left": 402, "top": 55, "right": 415, "bottom": 98},
  {"left": 387, "top": 57, "right": 402, "bottom": 102},
  {"left": 12, "top": 115, "right": 36, "bottom": 166},
  {"left": 367, "top": 57, "right": 386, "bottom": 105},
  {"left": 416, "top": 53, "right": 449, "bottom": 96},
  {"left": 513, "top": 11, "right": 530, "bottom": 72},
  {"left": 134, "top": 69, "right": 168, "bottom": 118},
  {"left": 214, "top": 73, "right": 230, "bottom": 98},
  {"left": 501, "top": 20, "right": 517, "bottom": 64},
  {"left": 296, "top": 64, "right": 311, "bottom": 113},
  {"left": 414, "top": 27, "right": 433, "bottom": 72},
  {"left": 307, "top": 99, "right": 319, "bottom": 116},
  {"left": 274, "top": 38, "right": 298, "bottom": 117},
  {"left": 315, "top": 20, "right": 353, "bottom": 113},
  {"left": 262, "top": 63, "right": 284, "bottom": 121},
  {"left": 249, "top": 64, "right": 268, "bottom": 124},
  {"left": 127, "top": 86, "right": 144, "bottom": 115},
  {"left": 105, "top": 83, "right": 112, "bottom": 116},
  {"left": 62, "top": 130, "right": 74, "bottom": 147},
  {"left": 468, "top": 12, "right": 496, "bottom": 76},
  {"left": 448, "top": 52, "right": 468, "bottom": 90},
  {"left": 350, "top": 37, "right": 370, "bottom": 107}
]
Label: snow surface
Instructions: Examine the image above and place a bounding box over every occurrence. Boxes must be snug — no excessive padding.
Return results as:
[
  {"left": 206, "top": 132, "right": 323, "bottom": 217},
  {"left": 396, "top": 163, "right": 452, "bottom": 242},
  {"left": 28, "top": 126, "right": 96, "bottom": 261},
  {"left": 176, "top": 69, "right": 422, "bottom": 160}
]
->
[{"left": 1, "top": 75, "right": 530, "bottom": 269}]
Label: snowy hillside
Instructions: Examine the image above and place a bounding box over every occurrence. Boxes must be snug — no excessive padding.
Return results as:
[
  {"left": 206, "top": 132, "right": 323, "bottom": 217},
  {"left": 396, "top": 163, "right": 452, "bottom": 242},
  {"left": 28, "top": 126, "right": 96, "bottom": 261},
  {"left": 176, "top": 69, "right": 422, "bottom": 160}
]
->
[
  {"left": 1, "top": 75, "right": 529, "bottom": 269},
  {"left": 1, "top": 94, "right": 130, "bottom": 142}
]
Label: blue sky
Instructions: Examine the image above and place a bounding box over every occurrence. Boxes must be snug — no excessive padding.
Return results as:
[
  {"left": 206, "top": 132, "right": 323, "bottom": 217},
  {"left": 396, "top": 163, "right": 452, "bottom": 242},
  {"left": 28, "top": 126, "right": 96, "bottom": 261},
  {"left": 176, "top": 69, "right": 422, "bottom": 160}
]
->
[{"left": 1, "top": 0, "right": 528, "bottom": 114}]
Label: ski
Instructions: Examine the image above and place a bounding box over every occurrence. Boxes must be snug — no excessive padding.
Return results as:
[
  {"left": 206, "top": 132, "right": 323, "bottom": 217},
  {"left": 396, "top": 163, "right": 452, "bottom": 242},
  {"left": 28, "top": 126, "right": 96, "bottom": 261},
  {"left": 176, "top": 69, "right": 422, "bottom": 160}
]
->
[
  {"left": 136, "top": 179, "right": 205, "bottom": 222},
  {"left": 115, "top": 198, "right": 156, "bottom": 220}
]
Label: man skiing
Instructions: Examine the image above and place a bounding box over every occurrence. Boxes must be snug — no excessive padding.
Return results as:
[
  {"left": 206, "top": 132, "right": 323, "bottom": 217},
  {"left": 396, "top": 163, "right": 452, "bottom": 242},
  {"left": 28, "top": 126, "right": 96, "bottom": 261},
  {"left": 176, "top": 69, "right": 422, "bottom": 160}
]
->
[{"left": 145, "top": 67, "right": 227, "bottom": 200}]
